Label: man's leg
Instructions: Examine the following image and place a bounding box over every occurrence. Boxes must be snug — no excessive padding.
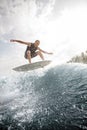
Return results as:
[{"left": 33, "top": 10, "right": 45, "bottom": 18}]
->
[
  {"left": 36, "top": 51, "right": 45, "bottom": 60},
  {"left": 27, "top": 51, "right": 31, "bottom": 63}
]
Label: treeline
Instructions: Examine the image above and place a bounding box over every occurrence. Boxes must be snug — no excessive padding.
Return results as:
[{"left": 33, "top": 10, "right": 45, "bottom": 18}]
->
[{"left": 67, "top": 51, "right": 87, "bottom": 64}]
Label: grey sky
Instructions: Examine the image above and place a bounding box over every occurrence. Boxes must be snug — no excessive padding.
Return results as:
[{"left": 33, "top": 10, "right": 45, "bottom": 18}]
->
[
  {"left": 0, "top": 0, "right": 86, "bottom": 18},
  {"left": 0, "top": 0, "right": 87, "bottom": 56}
]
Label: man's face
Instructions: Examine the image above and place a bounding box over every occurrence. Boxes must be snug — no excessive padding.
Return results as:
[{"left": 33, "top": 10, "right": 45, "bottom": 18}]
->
[{"left": 35, "top": 41, "right": 40, "bottom": 47}]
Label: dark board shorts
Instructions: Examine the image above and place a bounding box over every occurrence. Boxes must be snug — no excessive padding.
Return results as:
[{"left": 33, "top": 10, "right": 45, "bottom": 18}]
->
[{"left": 24, "top": 51, "right": 37, "bottom": 59}]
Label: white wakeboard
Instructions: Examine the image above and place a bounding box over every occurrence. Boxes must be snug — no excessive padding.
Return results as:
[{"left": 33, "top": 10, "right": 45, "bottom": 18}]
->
[{"left": 13, "top": 60, "right": 51, "bottom": 72}]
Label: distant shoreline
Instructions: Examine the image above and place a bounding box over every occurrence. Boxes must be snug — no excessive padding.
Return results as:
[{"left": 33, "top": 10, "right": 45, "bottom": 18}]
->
[{"left": 67, "top": 51, "right": 87, "bottom": 64}]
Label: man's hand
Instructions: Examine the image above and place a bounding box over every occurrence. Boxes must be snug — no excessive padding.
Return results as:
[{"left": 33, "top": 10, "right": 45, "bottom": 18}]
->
[
  {"left": 10, "top": 39, "right": 16, "bottom": 42},
  {"left": 47, "top": 52, "right": 53, "bottom": 55}
]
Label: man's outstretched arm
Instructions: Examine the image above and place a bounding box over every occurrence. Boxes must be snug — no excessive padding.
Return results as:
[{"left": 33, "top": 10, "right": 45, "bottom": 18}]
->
[
  {"left": 38, "top": 47, "right": 53, "bottom": 55},
  {"left": 10, "top": 39, "right": 31, "bottom": 46}
]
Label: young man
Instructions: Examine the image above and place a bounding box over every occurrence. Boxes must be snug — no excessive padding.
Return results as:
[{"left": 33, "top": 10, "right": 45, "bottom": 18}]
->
[{"left": 10, "top": 39, "right": 53, "bottom": 63}]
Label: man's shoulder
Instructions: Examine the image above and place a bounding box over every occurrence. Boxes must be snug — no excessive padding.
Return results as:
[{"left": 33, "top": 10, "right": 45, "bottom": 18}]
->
[{"left": 27, "top": 42, "right": 32, "bottom": 47}]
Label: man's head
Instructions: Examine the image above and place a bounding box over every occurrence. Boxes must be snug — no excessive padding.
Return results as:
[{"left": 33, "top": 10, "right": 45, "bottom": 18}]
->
[{"left": 35, "top": 40, "right": 40, "bottom": 47}]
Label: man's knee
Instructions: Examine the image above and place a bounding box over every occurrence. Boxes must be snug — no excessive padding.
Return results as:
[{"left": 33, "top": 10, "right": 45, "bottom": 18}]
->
[
  {"left": 27, "top": 51, "right": 31, "bottom": 55},
  {"left": 27, "top": 51, "right": 31, "bottom": 56},
  {"left": 37, "top": 51, "right": 41, "bottom": 55}
]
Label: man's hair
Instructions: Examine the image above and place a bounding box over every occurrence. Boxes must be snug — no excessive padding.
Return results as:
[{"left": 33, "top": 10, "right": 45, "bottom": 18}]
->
[{"left": 35, "top": 40, "right": 40, "bottom": 43}]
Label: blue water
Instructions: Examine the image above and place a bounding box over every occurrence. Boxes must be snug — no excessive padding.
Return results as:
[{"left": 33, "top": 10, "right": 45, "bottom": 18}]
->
[{"left": 0, "top": 63, "right": 87, "bottom": 130}]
